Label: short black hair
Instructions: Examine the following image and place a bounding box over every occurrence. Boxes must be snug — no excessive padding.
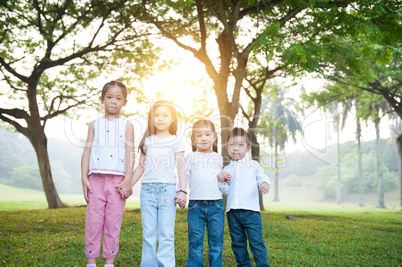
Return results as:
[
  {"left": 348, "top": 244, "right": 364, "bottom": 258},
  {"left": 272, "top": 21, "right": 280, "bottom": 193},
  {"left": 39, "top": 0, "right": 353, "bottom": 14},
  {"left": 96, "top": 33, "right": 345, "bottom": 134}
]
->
[
  {"left": 101, "top": 80, "right": 127, "bottom": 100},
  {"left": 226, "top": 127, "right": 251, "bottom": 147}
]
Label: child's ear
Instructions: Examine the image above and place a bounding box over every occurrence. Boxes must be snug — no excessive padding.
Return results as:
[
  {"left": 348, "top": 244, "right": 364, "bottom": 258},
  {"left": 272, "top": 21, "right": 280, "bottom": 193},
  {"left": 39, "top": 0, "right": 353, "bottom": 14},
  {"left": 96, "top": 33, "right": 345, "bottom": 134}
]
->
[
  {"left": 99, "top": 96, "right": 104, "bottom": 103},
  {"left": 123, "top": 99, "right": 128, "bottom": 106}
]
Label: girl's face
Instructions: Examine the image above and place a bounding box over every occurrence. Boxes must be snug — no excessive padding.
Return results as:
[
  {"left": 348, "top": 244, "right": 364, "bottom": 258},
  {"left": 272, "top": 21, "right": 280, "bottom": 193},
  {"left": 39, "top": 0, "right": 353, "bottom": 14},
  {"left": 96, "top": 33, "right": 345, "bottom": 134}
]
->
[
  {"left": 153, "top": 105, "right": 174, "bottom": 134},
  {"left": 101, "top": 86, "right": 127, "bottom": 116},
  {"left": 193, "top": 125, "right": 216, "bottom": 153}
]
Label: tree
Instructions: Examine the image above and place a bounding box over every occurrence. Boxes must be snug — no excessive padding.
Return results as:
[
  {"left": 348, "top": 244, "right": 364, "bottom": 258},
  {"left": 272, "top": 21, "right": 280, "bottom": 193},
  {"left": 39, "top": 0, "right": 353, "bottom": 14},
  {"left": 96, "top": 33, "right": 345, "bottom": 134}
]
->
[
  {"left": 258, "top": 86, "right": 302, "bottom": 202},
  {"left": 241, "top": 62, "right": 283, "bottom": 210},
  {"left": 357, "top": 96, "right": 389, "bottom": 208},
  {"left": 299, "top": 0, "right": 401, "bottom": 205},
  {"left": 0, "top": 1, "right": 156, "bottom": 208},
  {"left": 137, "top": 0, "right": 360, "bottom": 160}
]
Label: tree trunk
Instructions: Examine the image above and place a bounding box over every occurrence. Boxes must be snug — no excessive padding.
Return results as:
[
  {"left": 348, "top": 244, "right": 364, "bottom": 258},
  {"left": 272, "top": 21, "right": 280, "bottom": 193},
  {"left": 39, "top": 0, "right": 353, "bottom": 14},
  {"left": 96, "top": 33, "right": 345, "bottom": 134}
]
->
[
  {"left": 375, "top": 118, "right": 385, "bottom": 208},
  {"left": 29, "top": 131, "right": 67, "bottom": 209},
  {"left": 249, "top": 127, "right": 265, "bottom": 211},
  {"left": 27, "top": 81, "right": 66, "bottom": 209},
  {"left": 219, "top": 101, "right": 237, "bottom": 210},
  {"left": 336, "top": 115, "right": 342, "bottom": 205},
  {"left": 273, "top": 143, "right": 279, "bottom": 202},
  {"left": 396, "top": 134, "right": 402, "bottom": 208},
  {"left": 357, "top": 117, "right": 364, "bottom": 206}
]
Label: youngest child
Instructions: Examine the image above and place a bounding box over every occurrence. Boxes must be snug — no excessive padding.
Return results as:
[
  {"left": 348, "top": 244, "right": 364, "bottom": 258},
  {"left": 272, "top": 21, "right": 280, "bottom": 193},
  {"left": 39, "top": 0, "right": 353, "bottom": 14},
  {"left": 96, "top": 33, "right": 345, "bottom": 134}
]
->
[{"left": 218, "top": 127, "right": 271, "bottom": 267}]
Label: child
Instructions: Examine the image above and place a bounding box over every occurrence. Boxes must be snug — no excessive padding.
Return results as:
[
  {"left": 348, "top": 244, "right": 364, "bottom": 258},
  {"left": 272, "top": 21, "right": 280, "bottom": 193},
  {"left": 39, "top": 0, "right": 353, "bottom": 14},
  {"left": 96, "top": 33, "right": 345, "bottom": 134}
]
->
[
  {"left": 118, "top": 100, "right": 186, "bottom": 267},
  {"left": 81, "top": 81, "right": 135, "bottom": 267},
  {"left": 185, "top": 119, "right": 224, "bottom": 267},
  {"left": 218, "top": 127, "right": 271, "bottom": 267}
]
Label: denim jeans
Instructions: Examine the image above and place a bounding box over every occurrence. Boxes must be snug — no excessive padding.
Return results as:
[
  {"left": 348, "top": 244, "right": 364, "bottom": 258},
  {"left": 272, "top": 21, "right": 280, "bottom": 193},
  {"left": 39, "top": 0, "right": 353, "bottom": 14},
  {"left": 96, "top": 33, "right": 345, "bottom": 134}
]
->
[
  {"left": 140, "top": 183, "right": 177, "bottom": 267},
  {"left": 227, "top": 209, "right": 270, "bottom": 267},
  {"left": 187, "top": 199, "right": 224, "bottom": 267}
]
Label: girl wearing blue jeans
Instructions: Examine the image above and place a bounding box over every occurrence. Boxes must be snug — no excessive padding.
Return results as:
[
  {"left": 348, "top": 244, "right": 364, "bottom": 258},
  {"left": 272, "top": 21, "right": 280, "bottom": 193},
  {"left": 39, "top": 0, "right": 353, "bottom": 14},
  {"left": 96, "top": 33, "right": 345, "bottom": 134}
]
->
[
  {"left": 119, "top": 100, "right": 186, "bottom": 267},
  {"left": 185, "top": 119, "right": 224, "bottom": 267}
]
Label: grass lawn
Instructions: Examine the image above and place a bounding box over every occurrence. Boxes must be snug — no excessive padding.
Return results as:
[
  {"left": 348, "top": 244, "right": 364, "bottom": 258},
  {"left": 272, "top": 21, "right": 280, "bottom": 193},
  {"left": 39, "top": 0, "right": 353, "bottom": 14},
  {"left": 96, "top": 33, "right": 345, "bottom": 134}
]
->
[{"left": 1, "top": 201, "right": 401, "bottom": 266}]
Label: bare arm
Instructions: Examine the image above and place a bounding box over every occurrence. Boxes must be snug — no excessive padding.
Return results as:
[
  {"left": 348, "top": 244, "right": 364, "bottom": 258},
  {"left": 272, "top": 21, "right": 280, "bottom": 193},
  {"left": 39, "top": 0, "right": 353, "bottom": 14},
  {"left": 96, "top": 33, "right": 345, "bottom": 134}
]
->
[
  {"left": 116, "top": 121, "right": 135, "bottom": 195},
  {"left": 175, "top": 151, "right": 187, "bottom": 209},
  {"left": 119, "top": 151, "right": 146, "bottom": 198},
  {"left": 81, "top": 121, "right": 95, "bottom": 203}
]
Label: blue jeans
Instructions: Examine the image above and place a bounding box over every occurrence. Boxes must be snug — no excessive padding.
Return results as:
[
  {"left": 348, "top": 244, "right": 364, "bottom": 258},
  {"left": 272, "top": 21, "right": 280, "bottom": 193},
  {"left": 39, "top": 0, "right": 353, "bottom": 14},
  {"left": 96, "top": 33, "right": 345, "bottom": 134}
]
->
[
  {"left": 187, "top": 200, "right": 224, "bottom": 267},
  {"left": 227, "top": 209, "right": 270, "bottom": 267},
  {"left": 140, "top": 183, "right": 177, "bottom": 267}
]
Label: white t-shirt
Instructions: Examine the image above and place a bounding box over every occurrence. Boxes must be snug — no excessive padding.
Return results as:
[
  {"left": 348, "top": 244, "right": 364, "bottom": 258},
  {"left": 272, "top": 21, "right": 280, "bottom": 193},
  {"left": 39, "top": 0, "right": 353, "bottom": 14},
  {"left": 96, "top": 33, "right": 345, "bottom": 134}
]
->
[
  {"left": 141, "top": 134, "right": 185, "bottom": 184},
  {"left": 220, "top": 156, "right": 271, "bottom": 213},
  {"left": 185, "top": 151, "right": 223, "bottom": 200}
]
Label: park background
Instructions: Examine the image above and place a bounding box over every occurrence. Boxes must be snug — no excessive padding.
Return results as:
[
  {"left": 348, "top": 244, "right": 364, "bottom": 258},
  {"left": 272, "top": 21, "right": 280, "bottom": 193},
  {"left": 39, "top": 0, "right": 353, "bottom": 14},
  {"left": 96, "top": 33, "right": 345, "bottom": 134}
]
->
[{"left": 0, "top": 1, "right": 401, "bottom": 266}]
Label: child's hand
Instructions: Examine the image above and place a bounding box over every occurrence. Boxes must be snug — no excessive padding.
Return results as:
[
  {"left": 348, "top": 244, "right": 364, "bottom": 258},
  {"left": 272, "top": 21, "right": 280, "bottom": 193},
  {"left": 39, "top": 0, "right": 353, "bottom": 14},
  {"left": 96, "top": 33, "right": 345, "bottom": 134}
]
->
[
  {"left": 175, "top": 191, "right": 187, "bottom": 209},
  {"left": 119, "top": 188, "right": 133, "bottom": 199},
  {"left": 116, "top": 179, "right": 131, "bottom": 199},
  {"left": 82, "top": 177, "right": 93, "bottom": 203},
  {"left": 218, "top": 171, "right": 231, "bottom": 183},
  {"left": 259, "top": 182, "right": 270, "bottom": 194}
]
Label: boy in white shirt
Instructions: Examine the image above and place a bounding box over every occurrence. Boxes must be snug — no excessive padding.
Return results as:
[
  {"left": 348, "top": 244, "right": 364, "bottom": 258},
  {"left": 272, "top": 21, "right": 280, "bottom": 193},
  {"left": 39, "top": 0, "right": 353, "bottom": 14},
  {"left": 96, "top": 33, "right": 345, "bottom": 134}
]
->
[{"left": 218, "top": 127, "right": 271, "bottom": 267}]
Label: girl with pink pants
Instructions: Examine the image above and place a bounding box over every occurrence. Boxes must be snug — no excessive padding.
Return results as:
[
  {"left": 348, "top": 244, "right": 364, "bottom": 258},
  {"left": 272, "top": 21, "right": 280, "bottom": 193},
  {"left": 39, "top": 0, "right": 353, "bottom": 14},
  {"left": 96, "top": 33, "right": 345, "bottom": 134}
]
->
[{"left": 81, "top": 81, "right": 135, "bottom": 267}]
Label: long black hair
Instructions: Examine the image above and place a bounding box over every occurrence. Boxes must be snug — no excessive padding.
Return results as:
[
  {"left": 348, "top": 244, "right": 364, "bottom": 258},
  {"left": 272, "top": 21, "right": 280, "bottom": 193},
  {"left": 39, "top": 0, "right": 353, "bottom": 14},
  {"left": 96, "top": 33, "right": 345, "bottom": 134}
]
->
[{"left": 138, "top": 100, "right": 178, "bottom": 155}]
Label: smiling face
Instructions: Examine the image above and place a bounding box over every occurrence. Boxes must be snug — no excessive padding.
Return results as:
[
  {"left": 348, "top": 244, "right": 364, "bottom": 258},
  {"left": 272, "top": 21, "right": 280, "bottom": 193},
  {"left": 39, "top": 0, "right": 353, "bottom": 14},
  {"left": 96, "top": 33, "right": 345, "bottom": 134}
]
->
[
  {"left": 192, "top": 125, "right": 217, "bottom": 153},
  {"left": 226, "top": 135, "right": 251, "bottom": 161},
  {"left": 153, "top": 105, "right": 175, "bottom": 134},
  {"left": 101, "top": 85, "right": 127, "bottom": 116}
]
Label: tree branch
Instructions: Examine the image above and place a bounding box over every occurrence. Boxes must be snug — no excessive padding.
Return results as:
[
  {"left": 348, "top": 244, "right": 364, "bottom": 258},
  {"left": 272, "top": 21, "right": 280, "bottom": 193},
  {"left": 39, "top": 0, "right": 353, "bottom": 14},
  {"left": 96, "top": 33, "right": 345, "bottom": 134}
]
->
[
  {"left": 0, "top": 108, "right": 29, "bottom": 136},
  {"left": 240, "top": 104, "right": 251, "bottom": 123},
  {"left": 0, "top": 56, "right": 29, "bottom": 83}
]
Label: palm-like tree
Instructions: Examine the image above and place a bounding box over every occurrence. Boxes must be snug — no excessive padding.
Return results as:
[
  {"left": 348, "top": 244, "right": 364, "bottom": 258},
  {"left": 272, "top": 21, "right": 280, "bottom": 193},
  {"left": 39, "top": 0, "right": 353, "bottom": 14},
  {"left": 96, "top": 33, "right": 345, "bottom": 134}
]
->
[
  {"left": 258, "top": 85, "right": 302, "bottom": 202},
  {"left": 357, "top": 94, "right": 389, "bottom": 208}
]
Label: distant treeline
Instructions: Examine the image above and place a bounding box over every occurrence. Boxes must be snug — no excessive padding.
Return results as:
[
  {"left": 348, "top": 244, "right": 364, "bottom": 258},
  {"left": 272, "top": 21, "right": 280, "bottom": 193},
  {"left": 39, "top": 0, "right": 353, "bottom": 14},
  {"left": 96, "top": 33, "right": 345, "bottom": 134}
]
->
[
  {"left": 0, "top": 126, "right": 399, "bottom": 197},
  {"left": 0, "top": 127, "right": 82, "bottom": 194}
]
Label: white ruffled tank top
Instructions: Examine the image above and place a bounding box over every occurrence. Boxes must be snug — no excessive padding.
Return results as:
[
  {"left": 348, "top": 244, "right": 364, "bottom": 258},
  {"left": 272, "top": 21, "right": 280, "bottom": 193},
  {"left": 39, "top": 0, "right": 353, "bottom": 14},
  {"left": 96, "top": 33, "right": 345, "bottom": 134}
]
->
[{"left": 88, "top": 117, "right": 127, "bottom": 176}]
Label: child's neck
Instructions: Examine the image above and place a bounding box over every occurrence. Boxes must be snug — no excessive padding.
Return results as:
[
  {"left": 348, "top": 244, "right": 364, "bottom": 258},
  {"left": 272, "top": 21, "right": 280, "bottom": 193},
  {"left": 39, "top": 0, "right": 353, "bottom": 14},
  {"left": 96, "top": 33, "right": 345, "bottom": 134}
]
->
[
  {"left": 155, "top": 130, "right": 172, "bottom": 138},
  {"left": 231, "top": 155, "right": 246, "bottom": 161},
  {"left": 197, "top": 148, "right": 213, "bottom": 154},
  {"left": 103, "top": 114, "right": 120, "bottom": 120}
]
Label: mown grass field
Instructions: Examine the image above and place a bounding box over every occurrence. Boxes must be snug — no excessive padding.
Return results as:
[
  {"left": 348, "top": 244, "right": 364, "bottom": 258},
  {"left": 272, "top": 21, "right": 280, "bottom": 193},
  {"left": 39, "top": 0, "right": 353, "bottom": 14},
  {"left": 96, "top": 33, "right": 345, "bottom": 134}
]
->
[
  {"left": 1, "top": 184, "right": 401, "bottom": 266},
  {"left": 1, "top": 203, "right": 401, "bottom": 266}
]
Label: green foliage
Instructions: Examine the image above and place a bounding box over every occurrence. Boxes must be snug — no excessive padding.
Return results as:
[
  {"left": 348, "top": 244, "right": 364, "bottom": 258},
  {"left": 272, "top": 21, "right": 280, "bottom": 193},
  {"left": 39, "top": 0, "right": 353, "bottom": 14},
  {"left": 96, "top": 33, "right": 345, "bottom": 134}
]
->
[
  {"left": 300, "top": 1, "right": 402, "bottom": 119},
  {"left": 0, "top": 126, "right": 83, "bottom": 194},
  {"left": 0, "top": 206, "right": 401, "bottom": 266},
  {"left": 8, "top": 165, "right": 42, "bottom": 191},
  {"left": 316, "top": 148, "right": 398, "bottom": 199},
  {"left": 285, "top": 174, "right": 303, "bottom": 187},
  {"left": 258, "top": 86, "right": 302, "bottom": 152}
]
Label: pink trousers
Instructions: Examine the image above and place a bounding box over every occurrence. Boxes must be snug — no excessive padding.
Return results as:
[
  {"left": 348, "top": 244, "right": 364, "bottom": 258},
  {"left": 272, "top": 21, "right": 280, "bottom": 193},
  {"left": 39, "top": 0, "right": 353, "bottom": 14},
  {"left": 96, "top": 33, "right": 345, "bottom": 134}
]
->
[{"left": 85, "top": 173, "right": 126, "bottom": 259}]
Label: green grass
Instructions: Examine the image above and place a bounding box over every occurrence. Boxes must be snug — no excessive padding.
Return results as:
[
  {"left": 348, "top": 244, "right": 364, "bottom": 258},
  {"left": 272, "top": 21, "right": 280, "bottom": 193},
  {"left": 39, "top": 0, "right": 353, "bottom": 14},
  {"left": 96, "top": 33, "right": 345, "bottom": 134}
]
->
[
  {"left": 1, "top": 184, "right": 401, "bottom": 266},
  {"left": 1, "top": 203, "right": 401, "bottom": 266}
]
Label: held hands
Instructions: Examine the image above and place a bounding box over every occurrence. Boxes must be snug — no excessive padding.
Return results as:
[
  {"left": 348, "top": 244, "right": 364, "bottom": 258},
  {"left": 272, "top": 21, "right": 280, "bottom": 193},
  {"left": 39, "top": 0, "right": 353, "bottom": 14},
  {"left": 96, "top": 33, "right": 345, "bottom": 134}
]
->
[
  {"left": 82, "top": 177, "right": 93, "bottom": 203},
  {"left": 259, "top": 182, "right": 270, "bottom": 194},
  {"left": 217, "top": 171, "right": 231, "bottom": 183},
  {"left": 116, "top": 179, "right": 133, "bottom": 199},
  {"left": 175, "top": 190, "right": 187, "bottom": 209}
]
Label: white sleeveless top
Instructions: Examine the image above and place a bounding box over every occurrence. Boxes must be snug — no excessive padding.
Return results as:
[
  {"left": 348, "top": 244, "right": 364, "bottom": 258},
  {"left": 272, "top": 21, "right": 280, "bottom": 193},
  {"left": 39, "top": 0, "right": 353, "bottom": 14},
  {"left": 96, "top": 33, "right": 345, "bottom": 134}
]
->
[{"left": 88, "top": 117, "right": 127, "bottom": 176}]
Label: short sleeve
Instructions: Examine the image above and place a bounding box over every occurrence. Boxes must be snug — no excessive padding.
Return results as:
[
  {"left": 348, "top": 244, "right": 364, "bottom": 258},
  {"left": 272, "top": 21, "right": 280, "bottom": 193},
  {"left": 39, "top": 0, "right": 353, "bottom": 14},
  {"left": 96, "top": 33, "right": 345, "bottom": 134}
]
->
[
  {"left": 185, "top": 152, "right": 193, "bottom": 188},
  {"left": 143, "top": 136, "right": 151, "bottom": 152},
  {"left": 173, "top": 137, "right": 185, "bottom": 153}
]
